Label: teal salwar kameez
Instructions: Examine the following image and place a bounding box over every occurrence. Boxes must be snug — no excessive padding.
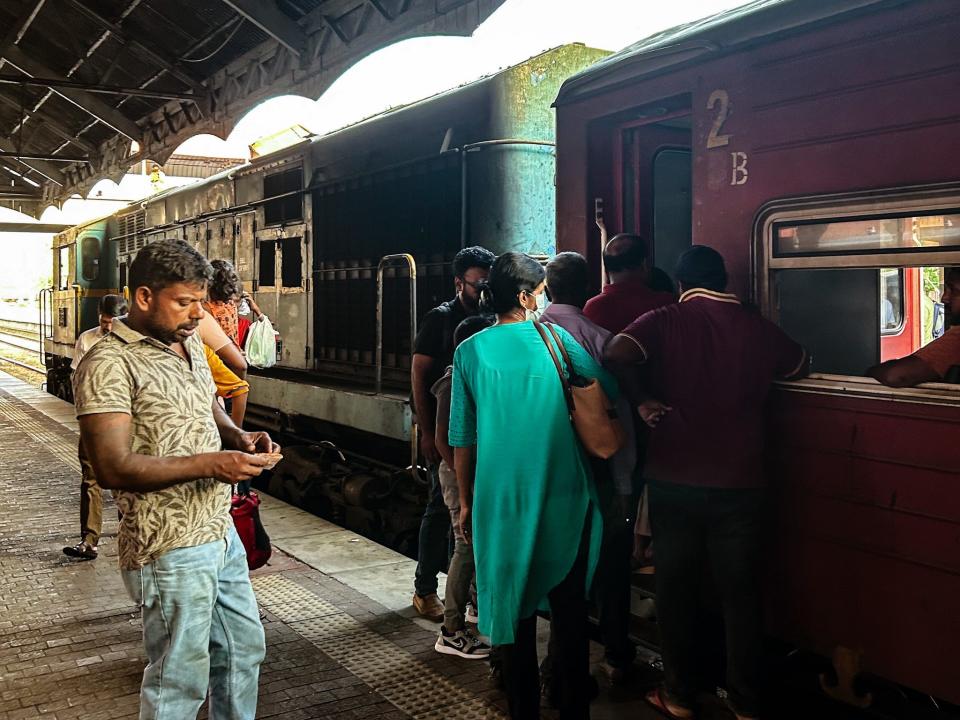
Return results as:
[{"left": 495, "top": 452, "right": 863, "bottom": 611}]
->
[{"left": 448, "top": 320, "right": 617, "bottom": 645}]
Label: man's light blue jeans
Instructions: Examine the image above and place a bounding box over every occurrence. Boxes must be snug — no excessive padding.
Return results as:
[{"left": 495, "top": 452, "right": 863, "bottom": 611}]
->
[{"left": 122, "top": 525, "right": 266, "bottom": 720}]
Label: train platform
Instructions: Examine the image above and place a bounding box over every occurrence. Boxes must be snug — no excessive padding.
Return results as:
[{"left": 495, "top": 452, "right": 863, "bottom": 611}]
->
[{"left": 0, "top": 369, "right": 663, "bottom": 720}]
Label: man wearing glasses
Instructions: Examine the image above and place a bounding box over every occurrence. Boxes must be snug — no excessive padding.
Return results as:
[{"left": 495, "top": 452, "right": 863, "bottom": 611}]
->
[{"left": 410, "top": 245, "right": 495, "bottom": 621}]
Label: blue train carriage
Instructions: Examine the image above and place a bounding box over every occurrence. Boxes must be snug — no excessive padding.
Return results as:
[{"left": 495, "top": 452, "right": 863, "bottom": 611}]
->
[{"left": 42, "top": 215, "right": 119, "bottom": 400}]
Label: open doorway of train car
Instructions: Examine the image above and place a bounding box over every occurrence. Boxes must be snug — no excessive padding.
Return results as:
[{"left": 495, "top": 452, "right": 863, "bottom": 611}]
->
[
  {"left": 610, "top": 97, "right": 692, "bottom": 289},
  {"left": 594, "top": 96, "right": 693, "bottom": 645}
]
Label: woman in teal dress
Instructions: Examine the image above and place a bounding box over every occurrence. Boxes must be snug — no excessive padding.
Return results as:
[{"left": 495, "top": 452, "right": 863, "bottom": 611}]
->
[{"left": 448, "top": 252, "right": 617, "bottom": 720}]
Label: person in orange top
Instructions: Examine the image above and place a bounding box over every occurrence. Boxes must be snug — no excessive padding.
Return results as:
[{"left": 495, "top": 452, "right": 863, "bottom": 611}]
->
[
  {"left": 199, "top": 259, "right": 246, "bottom": 379},
  {"left": 869, "top": 268, "right": 960, "bottom": 386},
  {"left": 204, "top": 260, "right": 241, "bottom": 343}
]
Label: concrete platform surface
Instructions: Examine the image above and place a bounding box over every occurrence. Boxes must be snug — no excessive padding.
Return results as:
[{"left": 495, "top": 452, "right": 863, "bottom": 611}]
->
[{"left": 0, "top": 370, "right": 666, "bottom": 720}]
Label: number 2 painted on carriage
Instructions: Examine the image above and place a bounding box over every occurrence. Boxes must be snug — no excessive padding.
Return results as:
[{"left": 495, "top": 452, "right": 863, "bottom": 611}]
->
[{"left": 706, "top": 89, "right": 732, "bottom": 149}]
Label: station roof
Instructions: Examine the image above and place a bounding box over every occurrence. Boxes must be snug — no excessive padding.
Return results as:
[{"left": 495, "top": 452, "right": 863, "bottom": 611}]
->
[{"left": 0, "top": 0, "right": 503, "bottom": 219}]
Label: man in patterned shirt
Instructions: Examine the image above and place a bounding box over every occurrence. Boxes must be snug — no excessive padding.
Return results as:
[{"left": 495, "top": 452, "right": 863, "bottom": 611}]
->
[{"left": 73, "top": 239, "right": 279, "bottom": 720}]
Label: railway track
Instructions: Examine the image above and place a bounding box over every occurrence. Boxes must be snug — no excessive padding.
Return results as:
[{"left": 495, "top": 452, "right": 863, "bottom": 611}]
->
[
  {"left": 0, "top": 333, "right": 41, "bottom": 354},
  {"left": 0, "top": 318, "right": 45, "bottom": 379}
]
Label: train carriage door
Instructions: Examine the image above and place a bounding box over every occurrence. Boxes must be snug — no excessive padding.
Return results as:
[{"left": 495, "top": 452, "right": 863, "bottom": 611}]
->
[{"left": 614, "top": 105, "right": 692, "bottom": 287}]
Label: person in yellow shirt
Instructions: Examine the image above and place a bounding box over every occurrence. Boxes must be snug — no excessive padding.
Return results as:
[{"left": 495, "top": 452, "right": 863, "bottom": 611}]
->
[{"left": 204, "top": 343, "right": 249, "bottom": 427}]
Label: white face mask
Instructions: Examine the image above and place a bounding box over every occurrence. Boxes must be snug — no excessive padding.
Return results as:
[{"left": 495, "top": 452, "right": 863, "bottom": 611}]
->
[{"left": 524, "top": 291, "right": 548, "bottom": 320}]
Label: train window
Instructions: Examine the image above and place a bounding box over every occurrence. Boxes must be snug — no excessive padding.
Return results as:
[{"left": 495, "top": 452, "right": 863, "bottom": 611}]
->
[
  {"left": 763, "top": 201, "right": 958, "bottom": 378},
  {"left": 263, "top": 167, "right": 303, "bottom": 226},
  {"left": 58, "top": 246, "right": 70, "bottom": 290},
  {"left": 880, "top": 268, "right": 904, "bottom": 334},
  {"left": 258, "top": 240, "right": 277, "bottom": 287},
  {"left": 280, "top": 237, "right": 302, "bottom": 288},
  {"left": 80, "top": 236, "right": 100, "bottom": 281},
  {"left": 774, "top": 211, "right": 960, "bottom": 258}
]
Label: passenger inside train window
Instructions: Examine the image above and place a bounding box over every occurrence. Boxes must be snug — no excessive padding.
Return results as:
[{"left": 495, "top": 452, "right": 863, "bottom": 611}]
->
[
  {"left": 770, "top": 210, "right": 959, "bottom": 379},
  {"left": 880, "top": 268, "right": 903, "bottom": 332},
  {"left": 868, "top": 267, "right": 960, "bottom": 387}
]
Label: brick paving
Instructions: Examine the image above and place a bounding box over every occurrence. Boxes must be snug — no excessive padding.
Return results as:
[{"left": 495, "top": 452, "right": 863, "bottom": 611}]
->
[{"left": 0, "top": 383, "right": 504, "bottom": 720}]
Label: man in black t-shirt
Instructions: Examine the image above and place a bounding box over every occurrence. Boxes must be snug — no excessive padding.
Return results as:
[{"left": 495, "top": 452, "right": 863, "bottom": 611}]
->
[{"left": 411, "top": 245, "right": 494, "bottom": 621}]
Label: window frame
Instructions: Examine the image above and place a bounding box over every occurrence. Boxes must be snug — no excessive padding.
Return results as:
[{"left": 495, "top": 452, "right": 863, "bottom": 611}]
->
[
  {"left": 257, "top": 239, "right": 277, "bottom": 289},
  {"left": 753, "top": 183, "right": 960, "bottom": 401},
  {"left": 279, "top": 236, "right": 303, "bottom": 289},
  {"left": 879, "top": 268, "right": 906, "bottom": 337},
  {"left": 58, "top": 245, "right": 71, "bottom": 290},
  {"left": 262, "top": 166, "right": 304, "bottom": 227}
]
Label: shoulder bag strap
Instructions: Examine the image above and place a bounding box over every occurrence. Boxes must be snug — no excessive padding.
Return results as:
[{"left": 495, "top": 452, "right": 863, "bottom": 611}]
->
[
  {"left": 534, "top": 321, "right": 575, "bottom": 415},
  {"left": 542, "top": 323, "right": 577, "bottom": 376}
]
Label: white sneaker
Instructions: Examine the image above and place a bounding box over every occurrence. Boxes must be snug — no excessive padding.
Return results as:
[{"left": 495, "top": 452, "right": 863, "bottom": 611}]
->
[
  {"left": 435, "top": 627, "right": 491, "bottom": 659},
  {"left": 465, "top": 603, "right": 479, "bottom": 624}
]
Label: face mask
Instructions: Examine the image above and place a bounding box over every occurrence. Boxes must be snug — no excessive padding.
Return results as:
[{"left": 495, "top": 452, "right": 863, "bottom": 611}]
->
[{"left": 524, "top": 291, "right": 548, "bottom": 321}]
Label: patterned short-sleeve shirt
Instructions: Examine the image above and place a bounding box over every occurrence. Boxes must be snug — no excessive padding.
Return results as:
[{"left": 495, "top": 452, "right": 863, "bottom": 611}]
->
[{"left": 72, "top": 320, "right": 230, "bottom": 570}]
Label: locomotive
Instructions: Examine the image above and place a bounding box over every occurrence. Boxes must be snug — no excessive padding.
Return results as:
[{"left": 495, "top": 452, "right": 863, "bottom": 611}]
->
[{"left": 40, "top": 43, "right": 607, "bottom": 554}]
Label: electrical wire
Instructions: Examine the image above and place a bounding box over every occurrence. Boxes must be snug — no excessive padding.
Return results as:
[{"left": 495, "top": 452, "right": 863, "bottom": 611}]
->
[{"left": 181, "top": 16, "right": 244, "bottom": 63}]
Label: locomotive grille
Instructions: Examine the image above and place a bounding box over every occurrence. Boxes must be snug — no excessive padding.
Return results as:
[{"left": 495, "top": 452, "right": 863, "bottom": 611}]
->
[{"left": 115, "top": 210, "right": 146, "bottom": 254}]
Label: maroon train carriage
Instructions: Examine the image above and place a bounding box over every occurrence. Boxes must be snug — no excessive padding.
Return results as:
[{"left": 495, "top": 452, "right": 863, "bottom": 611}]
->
[{"left": 554, "top": 0, "right": 960, "bottom": 706}]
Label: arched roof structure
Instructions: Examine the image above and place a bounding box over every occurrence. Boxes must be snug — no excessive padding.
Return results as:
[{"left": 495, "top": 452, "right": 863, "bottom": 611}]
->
[{"left": 0, "top": 0, "right": 504, "bottom": 219}]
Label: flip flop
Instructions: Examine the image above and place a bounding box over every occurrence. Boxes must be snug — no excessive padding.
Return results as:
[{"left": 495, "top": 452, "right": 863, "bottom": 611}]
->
[{"left": 645, "top": 687, "right": 695, "bottom": 720}]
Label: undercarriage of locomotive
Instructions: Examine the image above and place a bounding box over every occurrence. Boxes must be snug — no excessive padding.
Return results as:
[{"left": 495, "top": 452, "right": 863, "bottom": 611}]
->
[{"left": 254, "top": 439, "right": 427, "bottom": 559}]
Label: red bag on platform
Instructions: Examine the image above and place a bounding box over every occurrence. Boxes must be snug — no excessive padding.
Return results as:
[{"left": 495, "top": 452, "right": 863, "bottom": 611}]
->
[{"left": 230, "top": 491, "right": 272, "bottom": 570}]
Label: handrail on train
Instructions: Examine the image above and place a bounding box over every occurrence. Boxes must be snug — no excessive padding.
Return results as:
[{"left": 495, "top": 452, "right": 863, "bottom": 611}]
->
[
  {"left": 374, "top": 253, "right": 417, "bottom": 396},
  {"left": 375, "top": 253, "right": 419, "bottom": 482},
  {"left": 72, "top": 284, "right": 81, "bottom": 342},
  {"left": 37, "top": 286, "right": 53, "bottom": 363}
]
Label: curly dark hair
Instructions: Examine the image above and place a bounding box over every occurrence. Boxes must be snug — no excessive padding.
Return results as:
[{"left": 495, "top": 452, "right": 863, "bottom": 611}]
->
[
  {"left": 208, "top": 259, "right": 243, "bottom": 302},
  {"left": 453, "top": 246, "right": 495, "bottom": 279},
  {"left": 129, "top": 240, "right": 213, "bottom": 293}
]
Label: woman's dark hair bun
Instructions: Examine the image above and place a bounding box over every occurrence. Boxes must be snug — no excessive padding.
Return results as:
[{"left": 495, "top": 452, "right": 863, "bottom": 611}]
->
[{"left": 480, "top": 252, "right": 544, "bottom": 315}]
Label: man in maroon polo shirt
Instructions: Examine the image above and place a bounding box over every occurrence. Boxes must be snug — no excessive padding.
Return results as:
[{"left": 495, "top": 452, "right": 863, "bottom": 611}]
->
[
  {"left": 583, "top": 232, "right": 674, "bottom": 334},
  {"left": 604, "top": 245, "right": 808, "bottom": 720}
]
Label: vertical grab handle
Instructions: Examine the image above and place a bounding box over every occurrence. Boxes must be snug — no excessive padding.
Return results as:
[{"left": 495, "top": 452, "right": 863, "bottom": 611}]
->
[
  {"left": 375, "top": 254, "right": 417, "bottom": 396},
  {"left": 38, "top": 287, "right": 52, "bottom": 364},
  {"left": 375, "top": 254, "right": 419, "bottom": 482}
]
